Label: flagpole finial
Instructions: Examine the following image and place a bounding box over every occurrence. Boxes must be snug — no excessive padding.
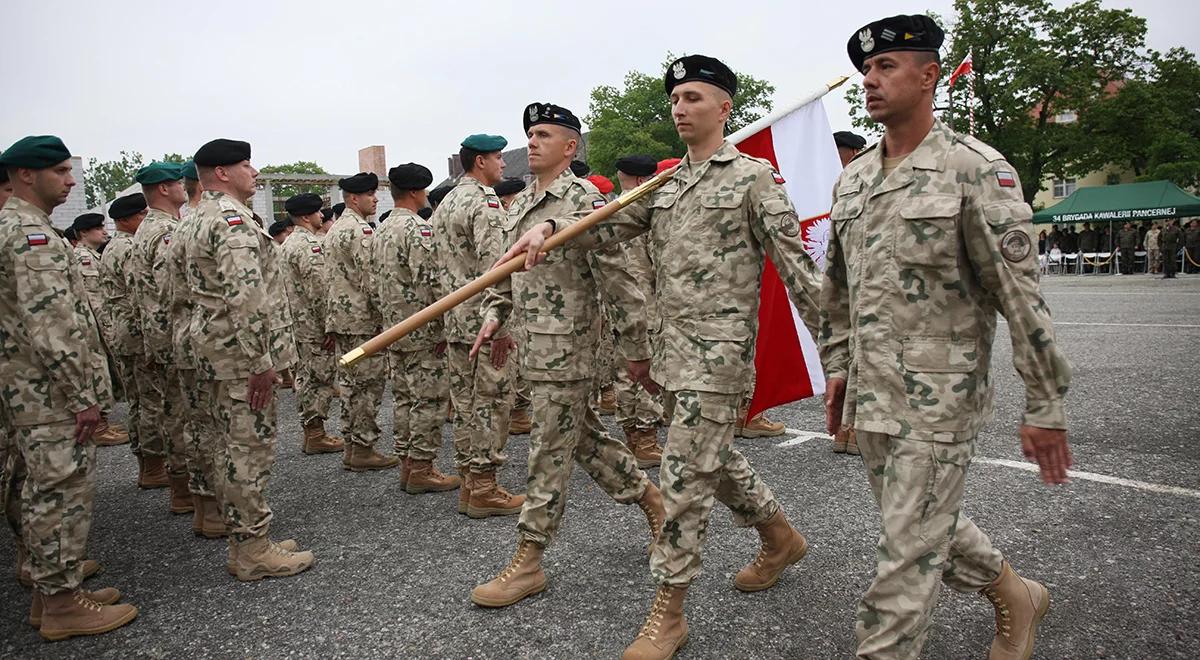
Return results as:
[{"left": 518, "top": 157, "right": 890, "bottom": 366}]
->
[{"left": 826, "top": 75, "right": 852, "bottom": 91}]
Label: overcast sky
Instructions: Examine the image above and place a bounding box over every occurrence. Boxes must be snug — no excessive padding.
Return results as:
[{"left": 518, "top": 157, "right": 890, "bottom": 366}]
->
[{"left": 3, "top": 0, "right": 1196, "bottom": 181}]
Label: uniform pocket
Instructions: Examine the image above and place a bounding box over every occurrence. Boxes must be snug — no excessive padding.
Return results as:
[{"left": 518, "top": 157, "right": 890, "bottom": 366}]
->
[
  {"left": 897, "top": 194, "right": 960, "bottom": 267},
  {"left": 700, "top": 191, "right": 745, "bottom": 210},
  {"left": 901, "top": 337, "right": 978, "bottom": 373},
  {"left": 524, "top": 315, "right": 575, "bottom": 372}
]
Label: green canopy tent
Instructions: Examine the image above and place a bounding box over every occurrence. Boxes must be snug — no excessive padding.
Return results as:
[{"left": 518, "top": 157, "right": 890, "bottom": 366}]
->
[{"left": 1033, "top": 180, "right": 1200, "bottom": 224}]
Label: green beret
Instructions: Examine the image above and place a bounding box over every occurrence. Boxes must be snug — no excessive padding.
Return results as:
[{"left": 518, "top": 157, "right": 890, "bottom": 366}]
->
[
  {"left": 135, "top": 161, "right": 185, "bottom": 185},
  {"left": 461, "top": 134, "right": 508, "bottom": 153},
  {"left": 0, "top": 135, "right": 72, "bottom": 170},
  {"left": 181, "top": 160, "right": 198, "bottom": 180}
]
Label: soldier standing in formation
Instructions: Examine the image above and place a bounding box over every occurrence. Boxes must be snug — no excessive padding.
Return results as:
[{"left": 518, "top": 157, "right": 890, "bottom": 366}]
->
[
  {"left": 325, "top": 172, "right": 400, "bottom": 471},
  {"left": 0, "top": 136, "right": 138, "bottom": 640},
  {"left": 432, "top": 134, "right": 524, "bottom": 518},
  {"left": 1117, "top": 222, "right": 1139, "bottom": 274},
  {"left": 469, "top": 103, "right": 665, "bottom": 609},
  {"left": 822, "top": 16, "right": 1073, "bottom": 659},
  {"left": 1160, "top": 219, "right": 1182, "bottom": 278},
  {"left": 188, "top": 139, "right": 312, "bottom": 581}
]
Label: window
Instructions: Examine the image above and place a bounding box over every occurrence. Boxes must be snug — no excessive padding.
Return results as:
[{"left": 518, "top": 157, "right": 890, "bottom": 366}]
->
[
  {"left": 1054, "top": 111, "right": 1078, "bottom": 124},
  {"left": 1053, "top": 178, "right": 1077, "bottom": 198}
]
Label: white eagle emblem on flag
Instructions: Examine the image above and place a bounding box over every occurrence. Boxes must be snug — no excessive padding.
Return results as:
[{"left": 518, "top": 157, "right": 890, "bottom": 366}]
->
[{"left": 802, "top": 213, "right": 832, "bottom": 272}]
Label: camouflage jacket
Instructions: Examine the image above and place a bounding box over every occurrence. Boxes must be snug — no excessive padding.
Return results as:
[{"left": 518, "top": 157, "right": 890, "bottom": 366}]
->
[
  {"left": 482, "top": 167, "right": 649, "bottom": 383},
  {"left": 98, "top": 229, "right": 143, "bottom": 356},
  {"left": 432, "top": 177, "right": 508, "bottom": 344},
  {"left": 819, "top": 120, "right": 1071, "bottom": 442},
  {"left": 279, "top": 226, "right": 328, "bottom": 344},
  {"left": 323, "top": 207, "right": 379, "bottom": 335},
  {"left": 373, "top": 207, "right": 443, "bottom": 351},
  {"left": 184, "top": 191, "right": 291, "bottom": 380},
  {"left": 570, "top": 141, "right": 821, "bottom": 394},
  {"left": 134, "top": 208, "right": 179, "bottom": 365},
  {"left": 0, "top": 197, "right": 112, "bottom": 425},
  {"left": 72, "top": 244, "right": 105, "bottom": 324},
  {"left": 166, "top": 206, "right": 199, "bottom": 369}
]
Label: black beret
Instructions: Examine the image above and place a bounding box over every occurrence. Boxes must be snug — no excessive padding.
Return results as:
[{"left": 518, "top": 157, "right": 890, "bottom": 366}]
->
[
  {"left": 108, "top": 193, "right": 148, "bottom": 219},
  {"left": 493, "top": 178, "right": 526, "bottom": 197},
  {"left": 379, "top": 210, "right": 392, "bottom": 223},
  {"left": 0, "top": 135, "right": 72, "bottom": 170},
  {"left": 523, "top": 102, "right": 582, "bottom": 135},
  {"left": 285, "top": 192, "right": 324, "bottom": 216},
  {"left": 268, "top": 219, "right": 293, "bottom": 238},
  {"left": 321, "top": 208, "right": 334, "bottom": 222},
  {"left": 429, "top": 185, "right": 454, "bottom": 206},
  {"left": 64, "top": 227, "right": 78, "bottom": 241},
  {"left": 388, "top": 163, "right": 433, "bottom": 191},
  {"left": 833, "top": 131, "right": 867, "bottom": 150},
  {"left": 615, "top": 154, "right": 657, "bottom": 177},
  {"left": 72, "top": 213, "right": 106, "bottom": 232},
  {"left": 332, "top": 202, "right": 346, "bottom": 217},
  {"left": 194, "top": 138, "right": 252, "bottom": 167},
  {"left": 665, "top": 55, "right": 737, "bottom": 97},
  {"left": 418, "top": 207, "right": 433, "bottom": 220},
  {"left": 339, "top": 172, "right": 379, "bottom": 194},
  {"left": 848, "top": 14, "right": 944, "bottom": 72},
  {"left": 569, "top": 160, "right": 590, "bottom": 177}
]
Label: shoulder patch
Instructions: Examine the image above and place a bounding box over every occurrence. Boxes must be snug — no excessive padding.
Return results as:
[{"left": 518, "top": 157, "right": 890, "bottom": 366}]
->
[
  {"left": 225, "top": 215, "right": 244, "bottom": 227},
  {"left": 362, "top": 226, "right": 373, "bottom": 235},
  {"left": 311, "top": 245, "right": 322, "bottom": 254},
  {"left": 420, "top": 227, "right": 433, "bottom": 238},
  {"left": 26, "top": 233, "right": 49, "bottom": 246},
  {"left": 995, "top": 171, "right": 1017, "bottom": 188},
  {"left": 592, "top": 198, "right": 606, "bottom": 210},
  {"left": 486, "top": 196, "right": 500, "bottom": 209},
  {"left": 771, "top": 170, "right": 786, "bottom": 185},
  {"left": 162, "top": 233, "right": 172, "bottom": 244},
  {"left": 958, "top": 135, "right": 1005, "bottom": 162}
]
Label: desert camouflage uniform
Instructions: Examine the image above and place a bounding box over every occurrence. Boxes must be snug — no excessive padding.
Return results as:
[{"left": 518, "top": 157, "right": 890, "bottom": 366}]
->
[
  {"left": 433, "top": 178, "right": 513, "bottom": 472},
  {"left": 185, "top": 191, "right": 290, "bottom": 541},
  {"left": 1, "top": 400, "right": 26, "bottom": 572},
  {"left": 99, "top": 228, "right": 147, "bottom": 454},
  {"left": 324, "top": 207, "right": 386, "bottom": 450},
  {"left": 482, "top": 168, "right": 652, "bottom": 547},
  {"left": 134, "top": 208, "right": 185, "bottom": 474},
  {"left": 73, "top": 243, "right": 123, "bottom": 409},
  {"left": 373, "top": 207, "right": 448, "bottom": 460},
  {"left": 0, "top": 196, "right": 112, "bottom": 594},
  {"left": 613, "top": 234, "right": 664, "bottom": 430},
  {"left": 818, "top": 120, "right": 1072, "bottom": 659},
  {"left": 280, "top": 225, "right": 338, "bottom": 427},
  {"left": 570, "top": 141, "right": 822, "bottom": 584}
]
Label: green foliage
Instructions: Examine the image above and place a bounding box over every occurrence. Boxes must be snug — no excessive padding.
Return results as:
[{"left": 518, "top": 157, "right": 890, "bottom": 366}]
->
[
  {"left": 160, "top": 153, "right": 187, "bottom": 164},
  {"left": 84, "top": 150, "right": 144, "bottom": 207},
  {"left": 259, "top": 161, "right": 331, "bottom": 221},
  {"left": 585, "top": 55, "right": 774, "bottom": 180}
]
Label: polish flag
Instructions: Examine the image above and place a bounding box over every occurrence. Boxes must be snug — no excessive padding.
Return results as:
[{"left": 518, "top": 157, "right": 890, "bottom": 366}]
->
[
  {"left": 949, "top": 52, "right": 974, "bottom": 87},
  {"left": 729, "top": 82, "right": 845, "bottom": 419}
]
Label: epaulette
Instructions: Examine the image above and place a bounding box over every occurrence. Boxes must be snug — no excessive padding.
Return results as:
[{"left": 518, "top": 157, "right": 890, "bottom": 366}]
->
[
  {"left": 957, "top": 134, "right": 1005, "bottom": 162},
  {"left": 849, "top": 142, "right": 878, "bottom": 164}
]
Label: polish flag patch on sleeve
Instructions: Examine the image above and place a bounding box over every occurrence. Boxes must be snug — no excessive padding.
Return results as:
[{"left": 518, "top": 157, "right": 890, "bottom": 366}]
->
[
  {"left": 162, "top": 233, "right": 172, "bottom": 244},
  {"left": 772, "top": 171, "right": 786, "bottom": 184},
  {"left": 995, "top": 171, "right": 1016, "bottom": 188},
  {"left": 311, "top": 245, "right": 322, "bottom": 254},
  {"left": 592, "top": 199, "right": 606, "bottom": 209},
  {"left": 420, "top": 228, "right": 432, "bottom": 237},
  {"left": 225, "top": 215, "right": 244, "bottom": 227},
  {"left": 26, "top": 233, "right": 49, "bottom": 246},
  {"left": 362, "top": 226, "right": 373, "bottom": 235},
  {"left": 486, "top": 196, "right": 500, "bottom": 209}
]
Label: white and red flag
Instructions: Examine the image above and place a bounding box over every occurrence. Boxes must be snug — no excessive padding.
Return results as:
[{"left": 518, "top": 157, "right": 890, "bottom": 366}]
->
[
  {"left": 949, "top": 52, "right": 974, "bottom": 87},
  {"left": 728, "top": 81, "right": 846, "bottom": 419}
]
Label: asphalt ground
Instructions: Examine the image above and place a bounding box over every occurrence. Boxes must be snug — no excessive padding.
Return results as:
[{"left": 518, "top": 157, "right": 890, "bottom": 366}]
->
[{"left": 1, "top": 273, "right": 1198, "bottom": 659}]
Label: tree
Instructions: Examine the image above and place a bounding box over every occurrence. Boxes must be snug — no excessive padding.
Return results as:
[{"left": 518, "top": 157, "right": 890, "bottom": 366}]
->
[
  {"left": 844, "top": 0, "right": 1150, "bottom": 204},
  {"left": 85, "top": 150, "right": 144, "bottom": 207},
  {"left": 259, "top": 161, "right": 331, "bottom": 221},
  {"left": 585, "top": 55, "right": 774, "bottom": 180},
  {"left": 160, "top": 152, "right": 187, "bottom": 164}
]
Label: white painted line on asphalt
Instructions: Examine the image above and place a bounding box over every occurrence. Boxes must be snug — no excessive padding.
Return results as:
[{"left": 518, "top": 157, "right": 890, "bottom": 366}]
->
[
  {"left": 999, "top": 320, "right": 1200, "bottom": 328},
  {"left": 776, "top": 429, "right": 832, "bottom": 447},
  {"left": 1042, "top": 291, "right": 1200, "bottom": 295},
  {"left": 974, "top": 457, "right": 1200, "bottom": 500}
]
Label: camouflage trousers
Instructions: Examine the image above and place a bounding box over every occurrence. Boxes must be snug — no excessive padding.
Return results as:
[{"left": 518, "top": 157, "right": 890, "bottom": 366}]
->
[
  {"left": 294, "top": 340, "right": 339, "bottom": 426},
  {"left": 649, "top": 389, "right": 778, "bottom": 586},
  {"left": 512, "top": 374, "right": 531, "bottom": 413},
  {"left": 591, "top": 315, "right": 617, "bottom": 400},
  {"left": 112, "top": 353, "right": 146, "bottom": 455},
  {"left": 141, "top": 361, "right": 185, "bottom": 471},
  {"left": 178, "top": 368, "right": 216, "bottom": 497},
  {"left": 446, "top": 342, "right": 513, "bottom": 473},
  {"left": 335, "top": 334, "right": 387, "bottom": 449},
  {"left": 1, "top": 414, "right": 24, "bottom": 543},
  {"left": 388, "top": 347, "right": 449, "bottom": 461},
  {"left": 615, "top": 366, "right": 663, "bottom": 431},
  {"left": 15, "top": 420, "right": 95, "bottom": 595},
  {"left": 518, "top": 379, "right": 649, "bottom": 547},
  {"left": 855, "top": 431, "right": 1004, "bottom": 660},
  {"left": 208, "top": 378, "right": 276, "bottom": 542}
]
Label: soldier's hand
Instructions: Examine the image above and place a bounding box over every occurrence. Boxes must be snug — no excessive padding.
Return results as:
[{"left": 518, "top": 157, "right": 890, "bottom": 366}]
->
[
  {"left": 247, "top": 368, "right": 278, "bottom": 412},
  {"left": 491, "top": 335, "right": 515, "bottom": 369},
  {"left": 627, "top": 359, "right": 660, "bottom": 394},
  {"left": 470, "top": 320, "right": 499, "bottom": 360},
  {"left": 435, "top": 341, "right": 447, "bottom": 357},
  {"left": 1020, "top": 425, "right": 1072, "bottom": 485},
  {"left": 493, "top": 221, "right": 554, "bottom": 272},
  {"left": 824, "top": 378, "right": 846, "bottom": 435},
  {"left": 322, "top": 333, "right": 336, "bottom": 352},
  {"left": 74, "top": 405, "right": 101, "bottom": 444}
]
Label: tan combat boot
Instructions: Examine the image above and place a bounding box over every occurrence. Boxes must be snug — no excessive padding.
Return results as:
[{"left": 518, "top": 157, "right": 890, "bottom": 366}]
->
[
  {"left": 342, "top": 443, "right": 400, "bottom": 472},
  {"left": 29, "top": 587, "right": 121, "bottom": 627},
  {"left": 302, "top": 419, "right": 343, "bottom": 455},
  {"left": 227, "top": 537, "right": 300, "bottom": 575},
  {"left": 736, "top": 412, "right": 785, "bottom": 438},
  {"left": 508, "top": 407, "right": 532, "bottom": 435},
  {"left": 168, "top": 472, "right": 193, "bottom": 514},
  {"left": 233, "top": 537, "right": 314, "bottom": 582},
  {"left": 832, "top": 425, "right": 849, "bottom": 453},
  {"left": 92, "top": 419, "right": 129, "bottom": 447},
  {"left": 622, "top": 585, "right": 689, "bottom": 660},
  {"left": 458, "top": 468, "right": 471, "bottom": 514},
  {"left": 599, "top": 386, "right": 617, "bottom": 415},
  {"left": 470, "top": 540, "right": 546, "bottom": 607},
  {"left": 467, "top": 471, "right": 525, "bottom": 519},
  {"left": 625, "top": 426, "right": 663, "bottom": 469},
  {"left": 398, "top": 456, "right": 411, "bottom": 489},
  {"left": 844, "top": 427, "right": 860, "bottom": 456},
  {"left": 81, "top": 559, "right": 101, "bottom": 581},
  {"left": 734, "top": 509, "right": 808, "bottom": 592},
  {"left": 406, "top": 460, "right": 462, "bottom": 494},
  {"left": 137, "top": 455, "right": 169, "bottom": 489},
  {"left": 638, "top": 482, "right": 665, "bottom": 547},
  {"left": 191, "top": 495, "right": 204, "bottom": 535},
  {"left": 197, "top": 496, "right": 227, "bottom": 539},
  {"left": 983, "top": 561, "right": 1049, "bottom": 660},
  {"left": 37, "top": 590, "right": 138, "bottom": 641}
]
